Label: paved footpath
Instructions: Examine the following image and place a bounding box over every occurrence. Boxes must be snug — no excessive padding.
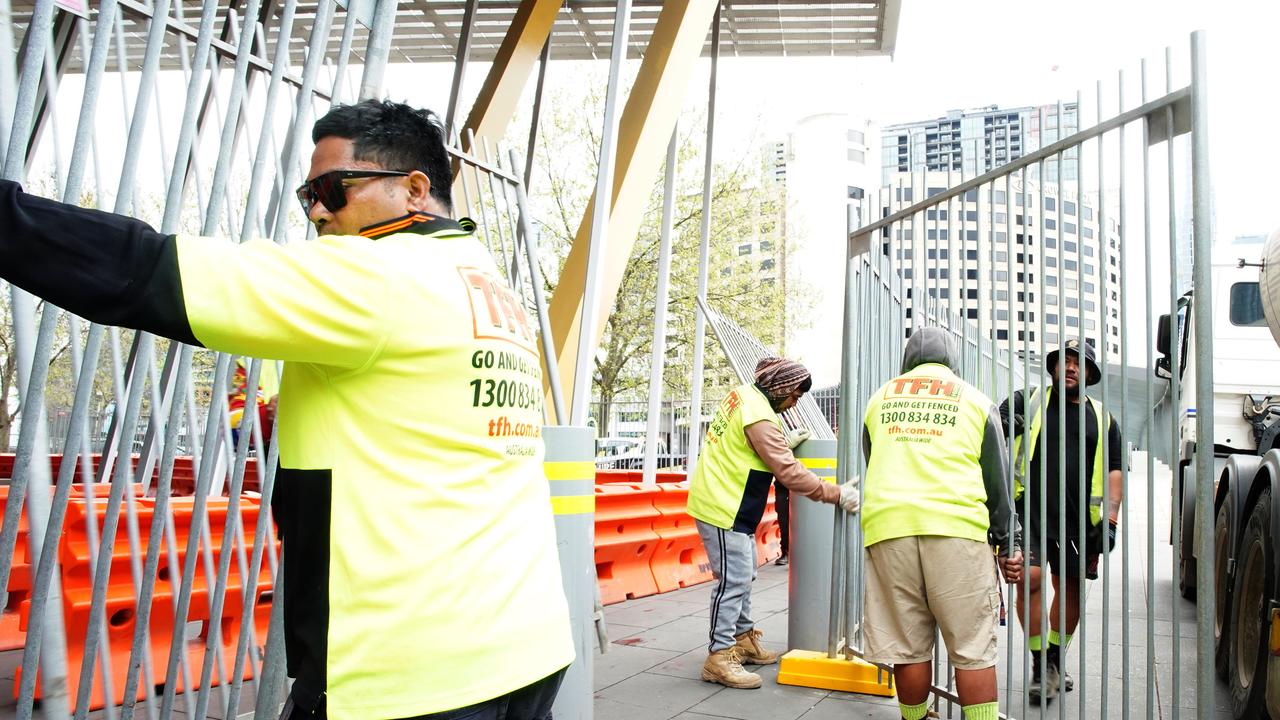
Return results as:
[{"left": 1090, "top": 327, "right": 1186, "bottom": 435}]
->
[{"left": 595, "top": 452, "right": 1229, "bottom": 720}]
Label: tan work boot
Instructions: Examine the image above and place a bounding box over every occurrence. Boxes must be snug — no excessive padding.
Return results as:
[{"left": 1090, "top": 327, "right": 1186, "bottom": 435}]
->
[
  {"left": 733, "top": 628, "right": 780, "bottom": 665},
  {"left": 701, "top": 647, "right": 763, "bottom": 689}
]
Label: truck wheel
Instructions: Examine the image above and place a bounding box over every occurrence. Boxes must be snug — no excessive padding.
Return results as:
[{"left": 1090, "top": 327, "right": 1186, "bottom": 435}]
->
[
  {"left": 1179, "top": 471, "right": 1198, "bottom": 601},
  {"left": 1227, "top": 487, "right": 1273, "bottom": 719},
  {"left": 1214, "top": 493, "right": 1235, "bottom": 681}
]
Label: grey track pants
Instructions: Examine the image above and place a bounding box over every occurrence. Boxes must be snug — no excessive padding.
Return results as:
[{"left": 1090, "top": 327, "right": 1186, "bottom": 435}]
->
[{"left": 696, "top": 519, "right": 758, "bottom": 653}]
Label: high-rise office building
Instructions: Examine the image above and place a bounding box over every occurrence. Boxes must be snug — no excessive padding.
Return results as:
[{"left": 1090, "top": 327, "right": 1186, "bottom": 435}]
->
[
  {"left": 774, "top": 113, "right": 880, "bottom": 385},
  {"left": 880, "top": 170, "right": 1122, "bottom": 362},
  {"left": 881, "top": 103, "right": 1080, "bottom": 187}
]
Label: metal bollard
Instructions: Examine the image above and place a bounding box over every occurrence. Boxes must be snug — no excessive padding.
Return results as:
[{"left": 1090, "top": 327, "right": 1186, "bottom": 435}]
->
[
  {"left": 786, "top": 438, "right": 839, "bottom": 652},
  {"left": 543, "top": 426, "right": 596, "bottom": 720}
]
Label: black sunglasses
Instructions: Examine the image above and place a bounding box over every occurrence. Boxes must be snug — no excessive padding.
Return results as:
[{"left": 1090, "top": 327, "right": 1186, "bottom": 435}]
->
[{"left": 295, "top": 169, "right": 410, "bottom": 215}]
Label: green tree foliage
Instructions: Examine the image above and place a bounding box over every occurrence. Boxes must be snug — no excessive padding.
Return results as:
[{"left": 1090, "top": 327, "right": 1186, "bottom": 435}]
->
[{"left": 522, "top": 79, "right": 799, "bottom": 436}]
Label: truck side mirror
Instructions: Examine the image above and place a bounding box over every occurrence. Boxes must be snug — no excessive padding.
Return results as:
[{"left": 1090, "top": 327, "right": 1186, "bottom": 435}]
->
[{"left": 1156, "top": 313, "right": 1172, "bottom": 357}]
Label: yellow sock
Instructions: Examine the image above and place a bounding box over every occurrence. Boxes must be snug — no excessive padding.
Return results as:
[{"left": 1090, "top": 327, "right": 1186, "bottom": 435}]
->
[
  {"left": 900, "top": 700, "right": 929, "bottom": 720},
  {"left": 963, "top": 701, "right": 998, "bottom": 720}
]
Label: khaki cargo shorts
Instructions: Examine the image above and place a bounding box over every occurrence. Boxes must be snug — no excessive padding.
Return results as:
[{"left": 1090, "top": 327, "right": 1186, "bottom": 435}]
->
[{"left": 862, "top": 535, "right": 1001, "bottom": 670}]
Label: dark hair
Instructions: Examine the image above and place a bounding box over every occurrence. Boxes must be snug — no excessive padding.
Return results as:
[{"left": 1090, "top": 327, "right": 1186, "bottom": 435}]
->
[{"left": 312, "top": 100, "right": 452, "bottom": 212}]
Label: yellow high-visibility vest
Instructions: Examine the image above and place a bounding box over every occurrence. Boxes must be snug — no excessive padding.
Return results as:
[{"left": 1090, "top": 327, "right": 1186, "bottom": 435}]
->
[
  {"left": 862, "top": 363, "right": 994, "bottom": 547},
  {"left": 177, "top": 214, "right": 574, "bottom": 719},
  {"left": 688, "top": 383, "right": 781, "bottom": 532},
  {"left": 1013, "top": 386, "right": 1108, "bottom": 527}
]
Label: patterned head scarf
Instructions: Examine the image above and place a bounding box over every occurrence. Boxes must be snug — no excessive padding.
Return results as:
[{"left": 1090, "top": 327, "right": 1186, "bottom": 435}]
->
[{"left": 753, "top": 357, "right": 812, "bottom": 401}]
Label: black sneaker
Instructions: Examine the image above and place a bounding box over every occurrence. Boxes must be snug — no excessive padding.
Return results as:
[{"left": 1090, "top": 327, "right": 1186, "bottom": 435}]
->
[
  {"left": 1063, "top": 670, "right": 1074, "bottom": 692},
  {"left": 774, "top": 554, "right": 789, "bottom": 566}
]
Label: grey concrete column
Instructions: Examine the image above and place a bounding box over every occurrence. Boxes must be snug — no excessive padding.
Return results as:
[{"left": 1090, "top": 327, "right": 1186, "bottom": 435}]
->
[
  {"left": 787, "top": 438, "right": 839, "bottom": 652},
  {"left": 544, "top": 426, "right": 596, "bottom": 720}
]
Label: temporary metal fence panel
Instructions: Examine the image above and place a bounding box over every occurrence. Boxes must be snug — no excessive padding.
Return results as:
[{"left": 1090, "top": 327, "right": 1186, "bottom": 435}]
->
[
  {"left": 0, "top": 2, "right": 558, "bottom": 718},
  {"left": 835, "top": 32, "right": 1220, "bottom": 720}
]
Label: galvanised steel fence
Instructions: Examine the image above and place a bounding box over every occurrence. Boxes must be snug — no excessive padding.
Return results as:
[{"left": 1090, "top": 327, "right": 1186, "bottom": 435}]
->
[
  {"left": 0, "top": 2, "right": 555, "bottom": 718},
  {"left": 823, "top": 33, "right": 1222, "bottom": 720}
]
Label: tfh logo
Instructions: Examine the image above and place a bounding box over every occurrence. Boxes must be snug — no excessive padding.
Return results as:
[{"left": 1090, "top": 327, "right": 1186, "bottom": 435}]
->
[{"left": 459, "top": 266, "right": 537, "bottom": 353}]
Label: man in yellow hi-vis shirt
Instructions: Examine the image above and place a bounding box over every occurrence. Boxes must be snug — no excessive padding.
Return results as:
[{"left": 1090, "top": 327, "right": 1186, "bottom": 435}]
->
[
  {"left": 688, "top": 357, "right": 860, "bottom": 689},
  {"left": 0, "top": 100, "right": 572, "bottom": 720},
  {"left": 862, "top": 327, "right": 1022, "bottom": 720}
]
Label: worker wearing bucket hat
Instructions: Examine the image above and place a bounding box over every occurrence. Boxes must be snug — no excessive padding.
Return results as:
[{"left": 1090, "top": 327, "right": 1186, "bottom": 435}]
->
[{"left": 999, "top": 339, "right": 1125, "bottom": 705}]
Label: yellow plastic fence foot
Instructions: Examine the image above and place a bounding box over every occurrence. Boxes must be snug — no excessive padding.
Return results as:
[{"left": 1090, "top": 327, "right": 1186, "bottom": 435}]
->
[{"left": 776, "top": 649, "right": 895, "bottom": 697}]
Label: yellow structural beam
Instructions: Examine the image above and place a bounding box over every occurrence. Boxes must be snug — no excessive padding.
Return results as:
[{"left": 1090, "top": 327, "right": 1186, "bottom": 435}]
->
[
  {"left": 544, "top": 0, "right": 720, "bottom": 420},
  {"left": 451, "top": 0, "right": 561, "bottom": 197},
  {"left": 776, "top": 649, "right": 896, "bottom": 696}
]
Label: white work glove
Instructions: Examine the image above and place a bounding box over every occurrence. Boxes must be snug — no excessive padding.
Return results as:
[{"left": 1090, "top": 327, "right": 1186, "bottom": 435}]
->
[
  {"left": 837, "top": 478, "right": 861, "bottom": 513},
  {"left": 785, "top": 427, "right": 812, "bottom": 449}
]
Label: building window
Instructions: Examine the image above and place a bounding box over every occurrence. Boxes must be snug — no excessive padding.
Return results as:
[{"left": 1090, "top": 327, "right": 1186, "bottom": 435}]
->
[
  {"left": 848, "top": 129, "right": 866, "bottom": 144},
  {"left": 760, "top": 239, "right": 774, "bottom": 252},
  {"left": 967, "top": 230, "right": 979, "bottom": 241},
  {"left": 995, "top": 270, "right": 1009, "bottom": 281},
  {"left": 966, "top": 249, "right": 979, "bottom": 261},
  {"left": 1064, "top": 200, "right": 1077, "bottom": 215},
  {"left": 1083, "top": 244, "right": 1094, "bottom": 257},
  {"left": 1064, "top": 259, "right": 1078, "bottom": 272},
  {"left": 1046, "top": 275, "right": 1058, "bottom": 287},
  {"left": 1046, "top": 218, "right": 1057, "bottom": 230},
  {"left": 739, "top": 244, "right": 752, "bottom": 256},
  {"left": 996, "top": 329, "right": 1009, "bottom": 340},
  {"left": 1017, "top": 292, "right": 1034, "bottom": 302},
  {"left": 1083, "top": 206, "right": 1094, "bottom": 220},
  {"left": 1064, "top": 222, "right": 1078, "bottom": 235},
  {"left": 995, "top": 289, "right": 1009, "bottom": 301},
  {"left": 1084, "top": 281, "right": 1096, "bottom": 294},
  {"left": 1064, "top": 241, "right": 1078, "bottom": 253},
  {"left": 1067, "top": 316, "right": 1080, "bottom": 327},
  {"left": 994, "top": 190, "right": 1007, "bottom": 204},
  {"left": 966, "top": 269, "right": 978, "bottom": 280},
  {"left": 760, "top": 258, "right": 775, "bottom": 271},
  {"left": 1084, "top": 263, "right": 1095, "bottom": 275},
  {"left": 1047, "top": 313, "right": 1059, "bottom": 324},
  {"left": 1066, "top": 296, "right": 1079, "bottom": 309},
  {"left": 996, "top": 212, "right": 1007, "bottom": 224},
  {"left": 967, "top": 308, "right": 978, "bottom": 319},
  {"left": 1044, "top": 197, "right": 1057, "bottom": 211},
  {"left": 1083, "top": 226, "right": 1095, "bottom": 239},
  {"left": 996, "top": 250, "right": 1008, "bottom": 262},
  {"left": 848, "top": 148, "right": 866, "bottom": 163},
  {"left": 1046, "top": 256, "right": 1058, "bottom": 268},
  {"left": 966, "top": 210, "right": 979, "bottom": 222},
  {"left": 967, "top": 289, "right": 979, "bottom": 300},
  {"left": 927, "top": 208, "right": 948, "bottom": 221}
]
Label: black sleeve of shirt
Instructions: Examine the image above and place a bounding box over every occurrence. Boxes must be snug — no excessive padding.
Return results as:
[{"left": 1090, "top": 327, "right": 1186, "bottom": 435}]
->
[
  {"left": 998, "top": 390, "right": 1024, "bottom": 437},
  {"left": 1107, "top": 412, "right": 1124, "bottom": 471},
  {"left": 0, "top": 180, "right": 198, "bottom": 346},
  {"left": 980, "top": 405, "right": 1021, "bottom": 556}
]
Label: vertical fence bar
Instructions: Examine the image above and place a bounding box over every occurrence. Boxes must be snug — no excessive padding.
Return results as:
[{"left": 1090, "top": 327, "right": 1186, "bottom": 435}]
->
[
  {"left": 686, "top": 1, "right": 719, "bottom": 463},
  {"left": 1165, "top": 45, "right": 1183, "bottom": 720},
  {"left": 642, "top": 127, "right": 679, "bottom": 486},
  {"left": 358, "top": 0, "right": 398, "bottom": 100},
  {"left": 445, "top": 0, "right": 478, "bottom": 136},
  {"left": 1189, "top": 30, "right": 1215, "bottom": 720}
]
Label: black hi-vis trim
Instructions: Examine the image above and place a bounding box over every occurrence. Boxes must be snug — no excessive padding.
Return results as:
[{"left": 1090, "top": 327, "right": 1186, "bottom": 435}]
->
[
  {"left": 731, "top": 468, "right": 776, "bottom": 534},
  {"left": 0, "top": 180, "right": 200, "bottom": 347},
  {"left": 357, "top": 211, "right": 476, "bottom": 240},
  {"left": 272, "top": 466, "right": 333, "bottom": 706}
]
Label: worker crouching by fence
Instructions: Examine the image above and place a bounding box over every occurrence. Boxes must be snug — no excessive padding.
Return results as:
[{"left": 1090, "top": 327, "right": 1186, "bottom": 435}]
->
[
  {"left": 687, "top": 357, "right": 859, "bottom": 689},
  {"left": 860, "top": 327, "right": 1023, "bottom": 720}
]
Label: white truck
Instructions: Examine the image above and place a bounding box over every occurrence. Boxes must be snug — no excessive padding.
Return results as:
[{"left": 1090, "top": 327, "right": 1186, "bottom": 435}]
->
[{"left": 1158, "top": 234, "right": 1280, "bottom": 719}]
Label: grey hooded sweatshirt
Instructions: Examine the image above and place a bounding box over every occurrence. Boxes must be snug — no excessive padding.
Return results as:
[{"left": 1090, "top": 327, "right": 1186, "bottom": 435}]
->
[{"left": 862, "top": 326, "right": 1022, "bottom": 555}]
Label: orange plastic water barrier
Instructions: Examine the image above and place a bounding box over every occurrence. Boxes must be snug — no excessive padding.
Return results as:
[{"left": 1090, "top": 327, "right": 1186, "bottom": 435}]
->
[
  {"left": 592, "top": 472, "right": 779, "bottom": 605},
  {"left": 593, "top": 483, "right": 663, "bottom": 604},
  {"left": 15, "top": 495, "right": 275, "bottom": 710}
]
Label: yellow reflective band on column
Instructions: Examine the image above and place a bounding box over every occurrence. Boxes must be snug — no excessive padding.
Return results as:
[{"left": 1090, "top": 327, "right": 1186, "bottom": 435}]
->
[
  {"left": 544, "top": 461, "right": 595, "bottom": 481},
  {"left": 800, "top": 458, "right": 836, "bottom": 469},
  {"left": 550, "top": 495, "right": 596, "bottom": 515}
]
